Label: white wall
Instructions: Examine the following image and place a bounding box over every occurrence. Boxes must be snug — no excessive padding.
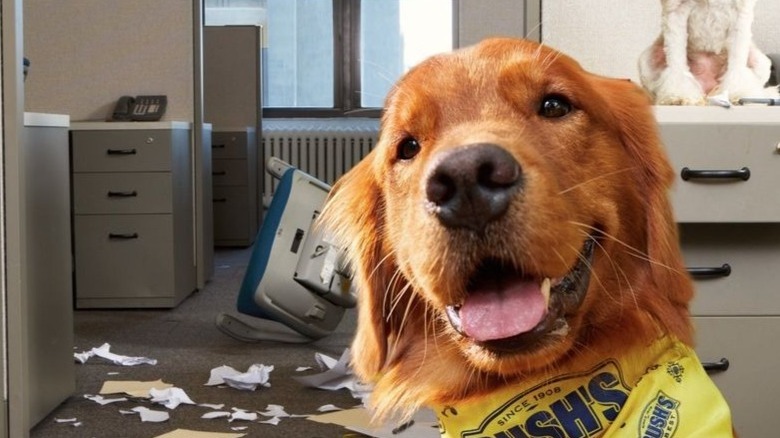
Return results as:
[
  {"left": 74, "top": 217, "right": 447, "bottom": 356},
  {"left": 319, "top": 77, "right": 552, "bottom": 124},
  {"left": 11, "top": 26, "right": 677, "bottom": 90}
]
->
[
  {"left": 541, "top": 1, "right": 780, "bottom": 81},
  {"left": 23, "top": 0, "right": 194, "bottom": 122}
]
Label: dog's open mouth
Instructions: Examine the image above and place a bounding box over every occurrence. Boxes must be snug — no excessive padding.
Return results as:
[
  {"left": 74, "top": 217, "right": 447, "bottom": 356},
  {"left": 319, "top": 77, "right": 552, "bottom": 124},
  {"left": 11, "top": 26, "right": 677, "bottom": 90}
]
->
[{"left": 445, "top": 237, "right": 596, "bottom": 353}]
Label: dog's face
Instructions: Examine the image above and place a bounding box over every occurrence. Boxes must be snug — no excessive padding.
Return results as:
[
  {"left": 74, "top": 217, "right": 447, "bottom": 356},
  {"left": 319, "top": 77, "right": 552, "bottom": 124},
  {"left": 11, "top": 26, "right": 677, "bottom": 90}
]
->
[{"left": 323, "top": 38, "right": 692, "bottom": 416}]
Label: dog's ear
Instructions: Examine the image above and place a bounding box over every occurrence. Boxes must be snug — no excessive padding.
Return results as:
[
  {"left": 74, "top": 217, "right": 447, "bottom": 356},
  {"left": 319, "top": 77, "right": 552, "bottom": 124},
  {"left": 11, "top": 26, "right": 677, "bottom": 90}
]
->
[
  {"left": 321, "top": 152, "right": 391, "bottom": 379},
  {"left": 595, "top": 77, "right": 694, "bottom": 342}
]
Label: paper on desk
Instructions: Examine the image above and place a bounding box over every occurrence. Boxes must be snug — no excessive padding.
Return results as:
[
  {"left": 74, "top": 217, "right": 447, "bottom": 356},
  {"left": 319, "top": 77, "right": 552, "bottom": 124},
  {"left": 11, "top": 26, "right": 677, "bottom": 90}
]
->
[
  {"left": 75, "top": 343, "right": 157, "bottom": 366},
  {"left": 150, "top": 387, "right": 196, "bottom": 409},
  {"left": 308, "top": 407, "right": 440, "bottom": 438},
  {"left": 99, "top": 379, "right": 173, "bottom": 398},
  {"left": 205, "top": 364, "right": 273, "bottom": 390},
  {"left": 154, "top": 429, "right": 246, "bottom": 438},
  {"left": 293, "top": 349, "right": 372, "bottom": 402}
]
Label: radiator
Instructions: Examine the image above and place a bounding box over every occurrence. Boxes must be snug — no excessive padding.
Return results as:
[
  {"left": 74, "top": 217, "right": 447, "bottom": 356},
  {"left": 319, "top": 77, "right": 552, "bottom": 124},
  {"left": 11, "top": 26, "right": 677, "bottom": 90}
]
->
[{"left": 261, "top": 118, "right": 379, "bottom": 203}]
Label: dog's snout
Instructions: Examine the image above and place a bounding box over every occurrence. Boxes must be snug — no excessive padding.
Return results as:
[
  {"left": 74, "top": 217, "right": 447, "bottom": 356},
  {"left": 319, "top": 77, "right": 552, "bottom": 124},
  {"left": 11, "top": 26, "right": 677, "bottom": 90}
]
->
[{"left": 425, "top": 143, "right": 522, "bottom": 231}]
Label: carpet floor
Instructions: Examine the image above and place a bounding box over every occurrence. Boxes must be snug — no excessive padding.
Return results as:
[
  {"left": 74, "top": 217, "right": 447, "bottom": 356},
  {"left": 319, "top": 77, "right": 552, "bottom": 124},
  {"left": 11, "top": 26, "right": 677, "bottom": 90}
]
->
[{"left": 30, "top": 246, "right": 363, "bottom": 438}]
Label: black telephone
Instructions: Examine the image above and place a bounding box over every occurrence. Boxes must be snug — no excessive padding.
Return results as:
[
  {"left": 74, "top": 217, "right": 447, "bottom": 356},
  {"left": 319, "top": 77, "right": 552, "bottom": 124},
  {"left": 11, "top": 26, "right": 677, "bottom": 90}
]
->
[{"left": 112, "top": 95, "right": 168, "bottom": 121}]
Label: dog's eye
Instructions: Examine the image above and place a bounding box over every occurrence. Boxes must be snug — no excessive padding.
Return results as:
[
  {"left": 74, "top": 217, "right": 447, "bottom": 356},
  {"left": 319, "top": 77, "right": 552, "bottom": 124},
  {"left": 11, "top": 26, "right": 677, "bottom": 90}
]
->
[
  {"left": 539, "top": 94, "right": 573, "bottom": 118},
  {"left": 397, "top": 137, "right": 421, "bottom": 161}
]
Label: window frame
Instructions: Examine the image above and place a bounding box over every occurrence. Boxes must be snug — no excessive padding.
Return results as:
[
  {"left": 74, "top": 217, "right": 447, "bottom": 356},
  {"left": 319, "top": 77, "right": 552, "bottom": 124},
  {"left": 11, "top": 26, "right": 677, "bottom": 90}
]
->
[{"left": 263, "top": 0, "right": 458, "bottom": 118}]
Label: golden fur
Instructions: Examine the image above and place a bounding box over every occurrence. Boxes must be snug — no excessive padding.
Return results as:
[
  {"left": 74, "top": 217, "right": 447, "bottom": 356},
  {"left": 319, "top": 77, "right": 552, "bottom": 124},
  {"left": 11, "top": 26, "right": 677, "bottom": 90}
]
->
[{"left": 321, "top": 38, "right": 694, "bottom": 422}]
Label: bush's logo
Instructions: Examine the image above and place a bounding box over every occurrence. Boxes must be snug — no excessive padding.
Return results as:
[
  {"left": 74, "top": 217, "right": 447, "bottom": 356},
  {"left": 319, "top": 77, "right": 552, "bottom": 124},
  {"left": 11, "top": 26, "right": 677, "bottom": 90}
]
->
[
  {"left": 456, "top": 361, "right": 630, "bottom": 438},
  {"left": 639, "top": 391, "right": 680, "bottom": 438}
]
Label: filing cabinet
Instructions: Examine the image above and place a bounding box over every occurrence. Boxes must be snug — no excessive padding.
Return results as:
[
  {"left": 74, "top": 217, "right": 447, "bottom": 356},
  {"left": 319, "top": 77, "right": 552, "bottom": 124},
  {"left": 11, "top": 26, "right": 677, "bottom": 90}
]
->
[
  {"left": 657, "top": 106, "right": 780, "bottom": 438},
  {"left": 70, "top": 122, "right": 196, "bottom": 308},
  {"left": 211, "top": 128, "right": 258, "bottom": 246}
]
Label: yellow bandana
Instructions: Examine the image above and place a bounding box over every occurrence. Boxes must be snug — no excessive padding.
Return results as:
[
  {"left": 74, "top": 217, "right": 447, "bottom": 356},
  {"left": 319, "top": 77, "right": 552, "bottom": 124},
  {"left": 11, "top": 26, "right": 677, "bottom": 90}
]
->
[{"left": 435, "top": 337, "right": 733, "bottom": 438}]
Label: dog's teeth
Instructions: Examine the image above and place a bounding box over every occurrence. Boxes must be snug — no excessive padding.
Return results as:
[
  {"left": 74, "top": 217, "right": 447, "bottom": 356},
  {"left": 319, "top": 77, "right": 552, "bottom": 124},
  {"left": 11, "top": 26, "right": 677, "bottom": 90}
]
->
[{"left": 541, "top": 277, "right": 551, "bottom": 306}]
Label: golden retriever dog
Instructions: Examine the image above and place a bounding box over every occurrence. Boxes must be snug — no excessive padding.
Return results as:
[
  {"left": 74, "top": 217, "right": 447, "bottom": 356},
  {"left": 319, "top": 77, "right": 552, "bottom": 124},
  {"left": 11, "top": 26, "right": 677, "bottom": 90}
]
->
[
  {"left": 322, "top": 38, "right": 734, "bottom": 437},
  {"left": 638, "top": 0, "right": 777, "bottom": 105}
]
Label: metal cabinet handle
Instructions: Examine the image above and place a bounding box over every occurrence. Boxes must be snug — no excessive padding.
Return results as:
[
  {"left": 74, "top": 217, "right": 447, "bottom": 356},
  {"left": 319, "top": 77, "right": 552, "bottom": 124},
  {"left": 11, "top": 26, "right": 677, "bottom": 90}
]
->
[
  {"left": 687, "top": 263, "right": 731, "bottom": 279},
  {"left": 108, "top": 233, "right": 139, "bottom": 240},
  {"left": 107, "top": 190, "right": 138, "bottom": 198},
  {"left": 680, "top": 167, "right": 750, "bottom": 181},
  {"left": 212, "top": 144, "right": 226, "bottom": 149},
  {"left": 703, "top": 358, "right": 730, "bottom": 373},
  {"left": 106, "top": 148, "right": 137, "bottom": 155},
  {"left": 212, "top": 171, "right": 227, "bottom": 176},
  {"left": 213, "top": 198, "right": 227, "bottom": 203}
]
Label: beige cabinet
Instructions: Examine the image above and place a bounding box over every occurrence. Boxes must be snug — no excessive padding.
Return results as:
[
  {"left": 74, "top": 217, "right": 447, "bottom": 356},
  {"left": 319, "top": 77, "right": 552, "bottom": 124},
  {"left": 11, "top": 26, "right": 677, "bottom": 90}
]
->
[
  {"left": 212, "top": 128, "right": 258, "bottom": 246},
  {"left": 70, "top": 122, "right": 196, "bottom": 308},
  {"left": 657, "top": 106, "right": 780, "bottom": 437}
]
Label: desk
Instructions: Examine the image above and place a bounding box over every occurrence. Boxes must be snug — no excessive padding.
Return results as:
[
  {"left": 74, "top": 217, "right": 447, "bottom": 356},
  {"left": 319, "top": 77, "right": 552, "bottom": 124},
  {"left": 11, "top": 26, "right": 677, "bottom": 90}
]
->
[{"left": 657, "top": 105, "right": 780, "bottom": 437}]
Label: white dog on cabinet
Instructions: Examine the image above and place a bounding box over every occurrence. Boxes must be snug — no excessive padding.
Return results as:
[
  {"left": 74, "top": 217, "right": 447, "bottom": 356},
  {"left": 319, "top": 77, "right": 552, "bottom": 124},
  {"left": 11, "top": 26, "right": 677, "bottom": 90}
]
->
[{"left": 639, "top": 0, "right": 777, "bottom": 105}]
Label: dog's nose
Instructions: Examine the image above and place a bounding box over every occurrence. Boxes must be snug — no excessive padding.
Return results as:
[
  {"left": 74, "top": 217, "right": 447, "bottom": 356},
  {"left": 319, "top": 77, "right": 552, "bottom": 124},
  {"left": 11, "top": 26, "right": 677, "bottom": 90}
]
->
[{"left": 425, "top": 143, "right": 522, "bottom": 231}]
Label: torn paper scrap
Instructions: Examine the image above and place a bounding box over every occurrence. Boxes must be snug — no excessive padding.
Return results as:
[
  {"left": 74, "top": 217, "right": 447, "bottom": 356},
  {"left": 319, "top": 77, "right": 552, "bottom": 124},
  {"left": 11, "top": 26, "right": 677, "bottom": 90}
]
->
[
  {"left": 230, "top": 427, "right": 248, "bottom": 431},
  {"left": 257, "top": 404, "right": 290, "bottom": 418},
  {"left": 258, "top": 416, "right": 281, "bottom": 425},
  {"left": 150, "top": 387, "right": 196, "bottom": 409},
  {"left": 295, "top": 366, "right": 313, "bottom": 372},
  {"left": 122, "top": 406, "right": 170, "bottom": 423},
  {"left": 154, "top": 429, "right": 246, "bottom": 438},
  {"left": 198, "top": 403, "right": 225, "bottom": 410},
  {"left": 201, "top": 411, "right": 231, "bottom": 419},
  {"left": 205, "top": 364, "right": 273, "bottom": 391},
  {"left": 54, "top": 418, "right": 78, "bottom": 423},
  {"left": 84, "top": 394, "right": 128, "bottom": 405},
  {"left": 100, "top": 379, "right": 173, "bottom": 398},
  {"left": 228, "top": 408, "right": 258, "bottom": 422},
  {"left": 317, "top": 404, "right": 343, "bottom": 412},
  {"left": 314, "top": 351, "right": 340, "bottom": 370},
  {"left": 308, "top": 407, "right": 440, "bottom": 438},
  {"left": 75, "top": 343, "right": 157, "bottom": 366},
  {"left": 293, "top": 349, "right": 373, "bottom": 403}
]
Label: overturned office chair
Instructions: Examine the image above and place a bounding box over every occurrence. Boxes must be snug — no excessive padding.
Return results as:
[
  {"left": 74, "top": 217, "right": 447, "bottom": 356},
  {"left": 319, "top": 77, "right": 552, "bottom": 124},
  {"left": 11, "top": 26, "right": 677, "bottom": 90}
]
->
[{"left": 216, "top": 157, "right": 356, "bottom": 343}]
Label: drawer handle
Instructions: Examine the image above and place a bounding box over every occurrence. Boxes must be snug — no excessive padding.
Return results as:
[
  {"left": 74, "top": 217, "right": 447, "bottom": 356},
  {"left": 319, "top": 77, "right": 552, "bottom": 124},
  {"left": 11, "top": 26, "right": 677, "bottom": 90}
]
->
[
  {"left": 687, "top": 263, "right": 731, "bottom": 279},
  {"left": 680, "top": 167, "right": 750, "bottom": 181},
  {"left": 108, "top": 232, "right": 139, "bottom": 240},
  {"left": 212, "top": 144, "right": 226, "bottom": 149},
  {"left": 213, "top": 198, "right": 227, "bottom": 203},
  {"left": 213, "top": 171, "right": 227, "bottom": 176},
  {"left": 703, "top": 358, "right": 730, "bottom": 373},
  {"left": 106, "top": 148, "right": 137, "bottom": 156},
  {"left": 107, "top": 190, "right": 138, "bottom": 198}
]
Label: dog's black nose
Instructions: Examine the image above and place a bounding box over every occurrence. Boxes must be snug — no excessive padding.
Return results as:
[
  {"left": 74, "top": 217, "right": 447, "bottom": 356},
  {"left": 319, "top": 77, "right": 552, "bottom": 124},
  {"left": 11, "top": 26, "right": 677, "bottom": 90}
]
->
[{"left": 425, "top": 143, "right": 522, "bottom": 231}]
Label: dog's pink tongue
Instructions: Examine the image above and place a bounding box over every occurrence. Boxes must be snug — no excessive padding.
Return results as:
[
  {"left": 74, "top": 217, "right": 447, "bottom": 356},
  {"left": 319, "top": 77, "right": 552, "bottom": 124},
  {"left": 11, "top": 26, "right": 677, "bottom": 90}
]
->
[{"left": 460, "top": 280, "right": 547, "bottom": 342}]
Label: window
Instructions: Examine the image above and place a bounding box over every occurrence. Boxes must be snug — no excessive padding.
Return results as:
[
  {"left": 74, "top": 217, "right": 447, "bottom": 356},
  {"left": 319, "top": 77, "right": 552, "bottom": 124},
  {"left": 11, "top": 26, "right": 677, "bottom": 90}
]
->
[{"left": 264, "top": 0, "right": 455, "bottom": 117}]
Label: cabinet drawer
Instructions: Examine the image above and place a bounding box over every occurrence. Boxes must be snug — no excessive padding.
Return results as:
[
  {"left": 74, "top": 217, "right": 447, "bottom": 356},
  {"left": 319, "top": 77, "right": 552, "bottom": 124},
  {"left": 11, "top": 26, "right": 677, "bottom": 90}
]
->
[
  {"left": 660, "top": 123, "right": 780, "bottom": 222},
  {"left": 71, "top": 130, "right": 173, "bottom": 172},
  {"left": 212, "top": 158, "right": 248, "bottom": 186},
  {"left": 680, "top": 223, "right": 780, "bottom": 316},
  {"left": 213, "top": 186, "right": 254, "bottom": 244},
  {"left": 73, "top": 173, "right": 172, "bottom": 214},
  {"left": 74, "top": 214, "right": 175, "bottom": 301},
  {"left": 212, "top": 131, "right": 249, "bottom": 159},
  {"left": 693, "top": 316, "right": 780, "bottom": 438}
]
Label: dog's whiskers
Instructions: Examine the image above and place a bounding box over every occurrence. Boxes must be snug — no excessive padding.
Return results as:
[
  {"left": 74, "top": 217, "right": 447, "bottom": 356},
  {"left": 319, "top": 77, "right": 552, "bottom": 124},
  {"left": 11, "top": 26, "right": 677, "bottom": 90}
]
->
[{"left": 557, "top": 167, "right": 638, "bottom": 195}]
